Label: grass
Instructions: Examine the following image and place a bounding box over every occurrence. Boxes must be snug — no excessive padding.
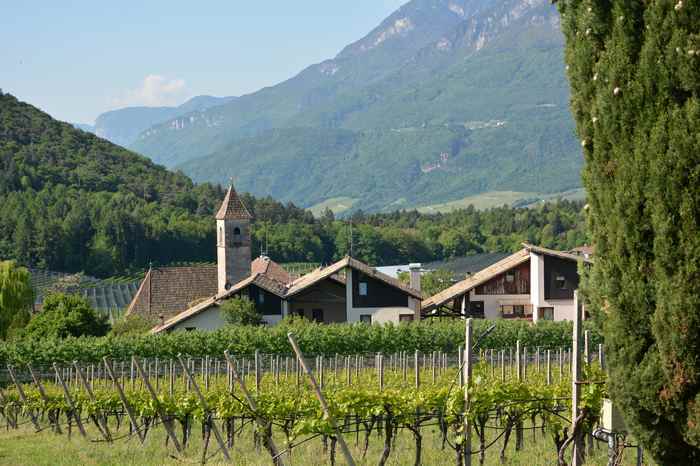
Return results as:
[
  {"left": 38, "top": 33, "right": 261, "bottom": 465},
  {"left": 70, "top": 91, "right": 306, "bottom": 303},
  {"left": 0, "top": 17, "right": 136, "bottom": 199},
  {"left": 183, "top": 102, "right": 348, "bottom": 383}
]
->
[
  {"left": 417, "top": 191, "right": 540, "bottom": 213},
  {"left": 307, "top": 197, "right": 358, "bottom": 217},
  {"left": 0, "top": 415, "right": 646, "bottom": 465},
  {"left": 416, "top": 188, "right": 588, "bottom": 214}
]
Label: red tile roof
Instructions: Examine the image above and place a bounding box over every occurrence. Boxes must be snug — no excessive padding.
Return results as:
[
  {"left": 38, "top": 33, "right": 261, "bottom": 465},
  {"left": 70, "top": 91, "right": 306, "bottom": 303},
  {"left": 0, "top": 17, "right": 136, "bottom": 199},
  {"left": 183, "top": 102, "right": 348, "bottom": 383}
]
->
[
  {"left": 251, "top": 256, "right": 292, "bottom": 284},
  {"left": 215, "top": 185, "right": 252, "bottom": 220},
  {"left": 126, "top": 265, "right": 218, "bottom": 321}
]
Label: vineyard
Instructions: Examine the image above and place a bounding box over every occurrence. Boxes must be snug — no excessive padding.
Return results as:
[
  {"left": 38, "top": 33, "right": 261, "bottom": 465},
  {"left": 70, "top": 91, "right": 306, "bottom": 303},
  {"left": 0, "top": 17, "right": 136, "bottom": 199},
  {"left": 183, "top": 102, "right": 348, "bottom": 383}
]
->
[
  {"left": 0, "top": 319, "right": 602, "bottom": 367},
  {"left": 0, "top": 326, "right": 620, "bottom": 466}
]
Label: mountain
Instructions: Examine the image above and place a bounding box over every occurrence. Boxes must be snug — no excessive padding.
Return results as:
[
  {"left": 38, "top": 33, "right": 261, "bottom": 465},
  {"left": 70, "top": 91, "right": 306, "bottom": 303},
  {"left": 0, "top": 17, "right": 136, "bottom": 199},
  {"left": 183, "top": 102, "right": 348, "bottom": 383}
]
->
[
  {"left": 129, "top": 0, "right": 580, "bottom": 212},
  {"left": 0, "top": 91, "right": 226, "bottom": 276},
  {"left": 76, "top": 95, "right": 237, "bottom": 147}
]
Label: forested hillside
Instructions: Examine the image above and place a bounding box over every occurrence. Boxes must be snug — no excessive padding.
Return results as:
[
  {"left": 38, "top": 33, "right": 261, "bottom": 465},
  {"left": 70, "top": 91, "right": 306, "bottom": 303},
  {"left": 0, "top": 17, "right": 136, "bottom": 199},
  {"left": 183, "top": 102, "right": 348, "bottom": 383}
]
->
[
  {"left": 0, "top": 92, "right": 221, "bottom": 276},
  {"left": 0, "top": 92, "right": 587, "bottom": 278}
]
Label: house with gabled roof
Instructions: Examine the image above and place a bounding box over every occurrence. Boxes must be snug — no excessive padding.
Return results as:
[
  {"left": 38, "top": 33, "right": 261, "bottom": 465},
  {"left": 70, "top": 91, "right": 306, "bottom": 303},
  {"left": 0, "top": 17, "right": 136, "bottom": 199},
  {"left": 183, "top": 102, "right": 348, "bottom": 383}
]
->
[
  {"left": 128, "top": 183, "right": 423, "bottom": 333},
  {"left": 421, "top": 243, "right": 591, "bottom": 322}
]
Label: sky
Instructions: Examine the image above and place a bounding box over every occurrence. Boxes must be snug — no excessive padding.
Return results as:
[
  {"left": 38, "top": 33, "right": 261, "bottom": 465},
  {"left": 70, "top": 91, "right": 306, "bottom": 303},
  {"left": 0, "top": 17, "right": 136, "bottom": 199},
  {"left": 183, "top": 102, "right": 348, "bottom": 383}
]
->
[{"left": 1, "top": 1, "right": 407, "bottom": 124}]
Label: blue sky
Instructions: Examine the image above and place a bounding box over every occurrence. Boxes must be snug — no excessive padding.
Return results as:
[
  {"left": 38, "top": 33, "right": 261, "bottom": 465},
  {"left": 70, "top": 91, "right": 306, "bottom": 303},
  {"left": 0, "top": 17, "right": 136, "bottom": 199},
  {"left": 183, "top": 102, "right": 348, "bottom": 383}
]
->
[{"left": 1, "top": 1, "right": 406, "bottom": 124}]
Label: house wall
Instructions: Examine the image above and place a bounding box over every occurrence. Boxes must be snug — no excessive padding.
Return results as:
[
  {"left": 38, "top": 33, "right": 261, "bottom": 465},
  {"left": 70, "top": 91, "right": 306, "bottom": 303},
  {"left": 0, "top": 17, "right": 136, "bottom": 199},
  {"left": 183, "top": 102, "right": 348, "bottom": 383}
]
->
[
  {"left": 289, "top": 279, "right": 347, "bottom": 323},
  {"left": 351, "top": 270, "right": 409, "bottom": 308},
  {"left": 171, "top": 305, "right": 227, "bottom": 331},
  {"left": 530, "top": 252, "right": 576, "bottom": 322},
  {"left": 345, "top": 270, "right": 415, "bottom": 324},
  {"left": 468, "top": 290, "right": 532, "bottom": 320}
]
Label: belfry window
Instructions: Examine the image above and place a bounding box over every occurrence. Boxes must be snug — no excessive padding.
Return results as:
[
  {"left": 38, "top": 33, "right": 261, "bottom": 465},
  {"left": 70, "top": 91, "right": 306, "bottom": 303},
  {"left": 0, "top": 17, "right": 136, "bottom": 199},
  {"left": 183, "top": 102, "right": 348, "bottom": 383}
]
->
[{"left": 233, "top": 227, "right": 242, "bottom": 245}]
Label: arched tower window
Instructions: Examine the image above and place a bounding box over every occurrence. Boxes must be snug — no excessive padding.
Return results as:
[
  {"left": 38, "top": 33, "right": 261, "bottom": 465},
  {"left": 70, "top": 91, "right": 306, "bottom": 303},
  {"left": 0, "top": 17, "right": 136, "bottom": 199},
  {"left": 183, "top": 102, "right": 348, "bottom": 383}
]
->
[
  {"left": 233, "top": 227, "right": 242, "bottom": 245},
  {"left": 218, "top": 227, "right": 223, "bottom": 246}
]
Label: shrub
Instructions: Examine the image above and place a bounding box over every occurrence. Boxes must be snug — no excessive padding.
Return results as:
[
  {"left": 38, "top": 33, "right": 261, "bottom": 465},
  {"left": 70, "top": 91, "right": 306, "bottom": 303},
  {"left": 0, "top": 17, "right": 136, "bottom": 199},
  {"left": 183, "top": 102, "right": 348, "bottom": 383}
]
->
[
  {"left": 21, "top": 293, "right": 110, "bottom": 339},
  {"left": 220, "top": 296, "right": 264, "bottom": 326},
  {"left": 110, "top": 314, "right": 156, "bottom": 336}
]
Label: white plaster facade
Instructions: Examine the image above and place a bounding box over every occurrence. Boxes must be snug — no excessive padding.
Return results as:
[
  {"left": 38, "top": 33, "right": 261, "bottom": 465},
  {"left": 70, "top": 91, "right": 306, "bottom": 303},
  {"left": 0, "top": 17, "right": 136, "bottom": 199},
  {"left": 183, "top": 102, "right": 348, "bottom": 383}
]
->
[
  {"left": 529, "top": 251, "right": 576, "bottom": 322},
  {"left": 344, "top": 267, "right": 416, "bottom": 324}
]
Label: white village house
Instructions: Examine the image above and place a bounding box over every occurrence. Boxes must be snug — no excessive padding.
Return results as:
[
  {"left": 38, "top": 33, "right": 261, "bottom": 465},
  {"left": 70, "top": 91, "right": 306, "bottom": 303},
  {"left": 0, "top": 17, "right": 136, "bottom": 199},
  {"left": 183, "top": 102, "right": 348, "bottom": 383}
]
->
[
  {"left": 421, "top": 244, "right": 591, "bottom": 322},
  {"left": 125, "top": 185, "right": 422, "bottom": 333}
]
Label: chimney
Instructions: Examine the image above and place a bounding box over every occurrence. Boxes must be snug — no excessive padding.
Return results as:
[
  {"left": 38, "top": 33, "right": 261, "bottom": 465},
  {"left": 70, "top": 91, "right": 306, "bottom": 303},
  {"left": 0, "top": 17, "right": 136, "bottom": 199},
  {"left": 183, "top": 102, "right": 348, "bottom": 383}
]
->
[{"left": 408, "top": 263, "right": 422, "bottom": 292}]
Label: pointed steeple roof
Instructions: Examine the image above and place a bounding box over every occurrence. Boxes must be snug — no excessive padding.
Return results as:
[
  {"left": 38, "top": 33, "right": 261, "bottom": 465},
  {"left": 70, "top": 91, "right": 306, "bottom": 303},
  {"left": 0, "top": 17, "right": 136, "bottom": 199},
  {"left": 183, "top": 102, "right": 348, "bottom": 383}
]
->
[{"left": 215, "top": 184, "right": 252, "bottom": 220}]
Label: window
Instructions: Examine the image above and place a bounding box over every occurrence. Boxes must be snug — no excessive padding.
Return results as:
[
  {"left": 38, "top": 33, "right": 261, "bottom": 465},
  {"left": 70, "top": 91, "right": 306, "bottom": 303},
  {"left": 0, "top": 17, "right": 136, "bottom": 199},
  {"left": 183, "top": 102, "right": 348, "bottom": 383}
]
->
[
  {"left": 312, "top": 309, "right": 324, "bottom": 323},
  {"left": 539, "top": 307, "right": 554, "bottom": 321},
  {"left": 505, "top": 271, "right": 515, "bottom": 283},
  {"left": 500, "top": 304, "right": 525, "bottom": 318},
  {"left": 258, "top": 291, "right": 265, "bottom": 304},
  {"left": 556, "top": 275, "right": 567, "bottom": 290},
  {"left": 360, "top": 314, "right": 372, "bottom": 324},
  {"left": 233, "top": 226, "right": 242, "bottom": 245},
  {"left": 359, "top": 282, "right": 368, "bottom": 296},
  {"left": 218, "top": 227, "right": 223, "bottom": 246},
  {"left": 399, "top": 314, "right": 414, "bottom": 322}
]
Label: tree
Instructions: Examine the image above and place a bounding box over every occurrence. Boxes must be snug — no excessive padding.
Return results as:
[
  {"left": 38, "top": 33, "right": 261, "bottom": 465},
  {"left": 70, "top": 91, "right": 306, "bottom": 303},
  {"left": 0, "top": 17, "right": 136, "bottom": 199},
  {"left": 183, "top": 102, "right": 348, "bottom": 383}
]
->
[
  {"left": 0, "top": 260, "right": 34, "bottom": 339},
  {"left": 21, "top": 293, "right": 110, "bottom": 339},
  {"left": 557, "top": 0, "right": 700, "bottom": 462},
  {"left": 398, "top": 269, "right": 455, "bottom": 298},
  {"left": 219, "top": 296, "right": 264, "bottom": 326}
]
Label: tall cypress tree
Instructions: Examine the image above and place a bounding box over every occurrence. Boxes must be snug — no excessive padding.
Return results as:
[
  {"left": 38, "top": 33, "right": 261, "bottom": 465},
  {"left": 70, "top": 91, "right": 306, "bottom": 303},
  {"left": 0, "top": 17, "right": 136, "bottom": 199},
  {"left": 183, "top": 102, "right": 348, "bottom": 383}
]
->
[{"left": 557, "top": 0, "right": 700, "bottom": 461}]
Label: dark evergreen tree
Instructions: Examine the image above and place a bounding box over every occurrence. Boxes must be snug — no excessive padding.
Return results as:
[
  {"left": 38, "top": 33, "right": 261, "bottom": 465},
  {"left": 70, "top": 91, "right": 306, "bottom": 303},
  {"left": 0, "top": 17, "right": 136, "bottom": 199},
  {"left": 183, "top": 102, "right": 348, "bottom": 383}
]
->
[{"left": 557, "top": 0, "right": 700, "bottom": 461}]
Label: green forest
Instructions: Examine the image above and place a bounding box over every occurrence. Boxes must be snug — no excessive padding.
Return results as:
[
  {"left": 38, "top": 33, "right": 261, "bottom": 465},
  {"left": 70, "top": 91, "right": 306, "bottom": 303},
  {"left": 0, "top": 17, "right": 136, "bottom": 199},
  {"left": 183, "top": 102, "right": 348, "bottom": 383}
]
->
[{"left": 0, "top": 92, "right": 587, "bottom": 278}]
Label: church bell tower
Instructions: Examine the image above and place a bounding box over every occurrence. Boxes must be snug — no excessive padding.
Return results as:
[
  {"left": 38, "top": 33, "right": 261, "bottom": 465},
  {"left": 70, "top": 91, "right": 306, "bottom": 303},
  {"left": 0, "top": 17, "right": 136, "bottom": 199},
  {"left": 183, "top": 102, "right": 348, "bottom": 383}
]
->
[{"left": 215, "top": 183, "right": 252, "bottom": 294}]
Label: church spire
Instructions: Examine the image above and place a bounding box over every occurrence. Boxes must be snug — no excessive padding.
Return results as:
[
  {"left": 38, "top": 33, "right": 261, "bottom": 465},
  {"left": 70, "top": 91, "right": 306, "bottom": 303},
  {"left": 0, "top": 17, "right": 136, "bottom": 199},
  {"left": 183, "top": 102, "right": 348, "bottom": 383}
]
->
[{"left": 215, "top": 183, "right": 252, "bottom": 220}]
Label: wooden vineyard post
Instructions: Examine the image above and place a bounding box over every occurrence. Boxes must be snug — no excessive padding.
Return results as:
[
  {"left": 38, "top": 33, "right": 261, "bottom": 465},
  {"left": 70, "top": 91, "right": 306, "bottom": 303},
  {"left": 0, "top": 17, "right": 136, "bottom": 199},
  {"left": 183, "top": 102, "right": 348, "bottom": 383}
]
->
[
  {"left": 177, "top": 355, "right": 231, "bottom": 462},
  {"left": 378, "top": 353, "right": 384, "bottom": 392},
  {"left": 500, "top": 350, "right": 506, "bottom": 382},
  {"left": 463, "top": 318, "right": 473, "bottom": 466},
  {"left": 571, "top": 291, "right": 584, "bottom": 466},
  {"left": 27, "top": 364, "right": 62, "bottom": 434},
  {"left": 415, "top": 350, "right": 420, "bottom": 389},
  {"left": 458, "top": 345, "right": 463, "bottom": 387},
  {"left": 7, "top": 365, "right": 40, "bottom": 430},
  {"left": 74, "top": 362, "right": 112, "bottom": 442},
  {"left": 224, "top": 351, "right": 284, "bottom": 466},
  {"left": 516, "top": 341, "right": 521, "bottom": 382},
  {"left": 584, "top": 331, "right": 590, "bottom": 366},
  {"left": 53, "top": 363, "right": 87, "bottom": 437},
  {"left": 102, "top": 359, "right": 144, "bottom": 443},
  {"left": 598, "top": 343, "right": 605, "bottom": 370},
  {"left": 132, "top": 356, "right": 182, "bottom": 453},
  {"left": 559, "top": 348, "right": 564, "bottom": 380},
  {"left": 288, "top": 333, "right": 356, "bottom": 466},
  {"left": 255, "top": 350, "right": 260, "bottom": 393}
]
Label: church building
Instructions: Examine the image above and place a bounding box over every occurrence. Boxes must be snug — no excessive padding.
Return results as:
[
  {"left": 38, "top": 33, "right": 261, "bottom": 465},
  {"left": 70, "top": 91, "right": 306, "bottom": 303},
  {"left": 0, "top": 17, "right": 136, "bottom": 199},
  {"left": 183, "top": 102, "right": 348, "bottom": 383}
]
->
[{"left": 125, "top": 184, "right": 423, "bottom": 333}]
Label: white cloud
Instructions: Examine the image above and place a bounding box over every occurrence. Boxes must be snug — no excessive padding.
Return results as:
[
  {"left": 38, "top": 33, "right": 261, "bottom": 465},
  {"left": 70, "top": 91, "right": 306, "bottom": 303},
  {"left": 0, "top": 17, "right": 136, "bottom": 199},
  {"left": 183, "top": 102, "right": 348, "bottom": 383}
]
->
[{"left": 112, "top": 74, "right": 189, "bottom": 108}]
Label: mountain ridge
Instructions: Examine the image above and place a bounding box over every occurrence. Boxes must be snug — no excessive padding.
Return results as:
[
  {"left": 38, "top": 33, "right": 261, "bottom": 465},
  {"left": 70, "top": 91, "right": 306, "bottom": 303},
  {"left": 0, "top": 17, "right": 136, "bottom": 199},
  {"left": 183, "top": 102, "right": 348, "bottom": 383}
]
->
[
  {"left": 129, "top": 0, "right": 580, "bottom": 212},
  {"left": 74, "top": 94, "right": 237, "bottom": 147}
]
